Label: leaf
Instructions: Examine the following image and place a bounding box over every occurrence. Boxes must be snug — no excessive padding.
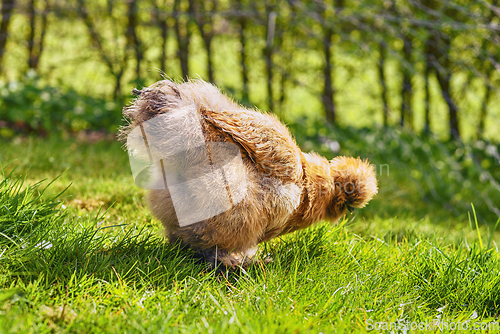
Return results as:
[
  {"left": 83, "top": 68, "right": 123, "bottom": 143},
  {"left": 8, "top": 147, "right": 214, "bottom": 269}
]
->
[{"left": 0, "top": 288, "right": 21, "bottom": 303}]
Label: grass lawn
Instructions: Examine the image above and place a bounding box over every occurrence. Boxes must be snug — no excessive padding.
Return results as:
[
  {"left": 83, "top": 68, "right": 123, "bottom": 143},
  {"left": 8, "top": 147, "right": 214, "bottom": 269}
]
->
[{"left": 1, "top": 132, "right": 500, "bottom": 333}]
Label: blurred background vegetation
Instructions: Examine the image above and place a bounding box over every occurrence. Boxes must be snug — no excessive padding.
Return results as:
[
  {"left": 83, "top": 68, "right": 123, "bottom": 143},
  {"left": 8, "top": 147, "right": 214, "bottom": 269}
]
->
[{"left": 0, "top": 0, "right": 499, "bottom": 225}]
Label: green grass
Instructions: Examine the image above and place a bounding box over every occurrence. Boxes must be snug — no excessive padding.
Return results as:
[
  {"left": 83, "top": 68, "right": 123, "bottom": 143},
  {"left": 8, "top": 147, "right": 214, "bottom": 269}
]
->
[{"left": 1, "top": 131, "right": 500, "bottom": 333}]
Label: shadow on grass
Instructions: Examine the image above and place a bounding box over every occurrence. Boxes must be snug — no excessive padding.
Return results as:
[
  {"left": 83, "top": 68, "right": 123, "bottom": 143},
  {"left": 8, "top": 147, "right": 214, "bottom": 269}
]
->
[
  {"left": 3, "top": 158, "right": 500, "bottom": 320},
  {"left": 1, "top": 224, "right": 210, "bottom": 292}
]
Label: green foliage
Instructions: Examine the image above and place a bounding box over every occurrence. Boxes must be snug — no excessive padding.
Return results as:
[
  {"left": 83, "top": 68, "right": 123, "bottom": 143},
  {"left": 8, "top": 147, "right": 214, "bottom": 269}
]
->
[
  {"left": 289, "top": 120, "right": 500, "bottom": 223},
  {"left": 2, "top": 0, "right": 500, "bottom": 142},
  {"left": 0, "top": 71, "right": 122, "bottom": 136}
]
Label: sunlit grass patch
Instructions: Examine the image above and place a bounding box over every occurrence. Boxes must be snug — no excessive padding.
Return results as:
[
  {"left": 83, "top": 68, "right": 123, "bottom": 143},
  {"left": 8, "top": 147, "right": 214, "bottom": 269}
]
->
[{"left": 0, "top": 134, "right": 499, "bottom": 333}]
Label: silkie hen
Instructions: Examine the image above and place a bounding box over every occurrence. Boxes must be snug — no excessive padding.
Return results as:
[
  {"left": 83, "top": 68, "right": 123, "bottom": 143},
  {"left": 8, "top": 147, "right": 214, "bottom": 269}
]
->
[{"left": 119, "top": 79, "right": 378, "bottom": 269}]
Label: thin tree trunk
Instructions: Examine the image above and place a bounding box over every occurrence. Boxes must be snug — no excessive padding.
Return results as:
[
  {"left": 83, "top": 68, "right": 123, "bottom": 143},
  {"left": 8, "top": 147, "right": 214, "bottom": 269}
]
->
[
  {"left": 37, "top": 0, "right": 48, "bottom": 69},
  {"left": 476, "top": 0, "right": 498, "bottom": 139},
  {"left": 447, "top": 86, "right": 460, "bottom": 141},
  {"left": 424, "top": 59, "right": 431, "bottom": 133},
  {"left": 477, "top": 81, "right": 492, "bottom": 139},
  {"left": 205, "top": 36, "right": 214, "bottom": 82},
  {"left": 426, "top": 32, "right": 460, "bottom": 141},
  {"left": 0, "top": 0, "right": 15, "bottom": 73},
  {"left": 322, "top": 21, "right": 335, "bottom": 123},
  {"left": 264, "top": 9, "right": 276, "bottom": 111},
  {"left": 237, "top": 0, "right": 249, "bottom": 102},
  {"left": 390, "top": 0, "right": 413, "bottom": 129},
  {"left": 433, "top": 32, "right": 460, "bottom": 141},
  {"left": 436, "top": 70, "right": 460, "bottom": 141},
  {"left": 27, "top": 0, "right": 49, "bottom": 71},
  {"left": 106, "top": 0, "right": 113, "bottom": 16},
  {"left": 151, "top": 0, "right": 168, "bottom": 72},
  {"left": 160, "top": 21, "right": 167, "bottom": 72},
  {"left": 173, "top": 0, "right": 190, "bottom": 80},
  {"left": 114, "top": 71, "right": 124, "bottom": 99},
  {"left": 378, "top": 41, "right": 389, "bottom": 127},
  {"left": 276, "top": 4, "right": 292, "bottom": 115},
  {"left": 189, "top": 0, "right": 215, "bottom": 83},
  {"left": 423, "top": 28, "right": 436, "bottom": 134},
  {"left": 321, "top": 0, "right": 343, "bottom": 124},
  {"left": 400, "top": 36, "right": 413, "bottom": 129},
  {"left": 239, "top": 17, "right": 249, "bottom": 101},
  {"left": 435, "top": 5, "right": 461, "bottom": 141},
  {"left": 201, "top": 0, "right": 215, "bottom": 83},
  {"left": 126, "top": 0, "right": 142, "bottom": 81},
  {"left": 277, "top": 27, "right": 286, "bottom": 114},
  {"left": 27, "top": 0, "right": 36, "bottom": 69},
  {"left": 420, "top": 0, "right": 441, "bottom": 134},
  {"left": 278, "top": 68, "right": 286, "bottom": 112},
  {"left": 77, "top": 0, "right": 126, "bottom": 98}
]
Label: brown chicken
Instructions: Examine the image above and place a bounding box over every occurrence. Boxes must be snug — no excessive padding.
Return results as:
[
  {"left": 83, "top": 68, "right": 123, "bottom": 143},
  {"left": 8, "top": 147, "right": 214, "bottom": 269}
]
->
[{"left": 119, "top": 79, "right": 378, "bottom": 269}]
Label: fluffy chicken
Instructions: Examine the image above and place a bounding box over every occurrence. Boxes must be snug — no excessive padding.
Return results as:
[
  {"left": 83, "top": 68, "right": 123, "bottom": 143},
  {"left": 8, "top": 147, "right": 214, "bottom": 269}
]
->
[{"left": 119, "top": 79, "right": 378, "bottom": 269}]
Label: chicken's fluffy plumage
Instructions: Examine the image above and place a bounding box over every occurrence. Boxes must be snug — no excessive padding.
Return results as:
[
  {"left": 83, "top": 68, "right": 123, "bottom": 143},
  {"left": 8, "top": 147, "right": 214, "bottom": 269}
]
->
[{"left": 120, "top": 79, "right": 378, "bottom": 268}]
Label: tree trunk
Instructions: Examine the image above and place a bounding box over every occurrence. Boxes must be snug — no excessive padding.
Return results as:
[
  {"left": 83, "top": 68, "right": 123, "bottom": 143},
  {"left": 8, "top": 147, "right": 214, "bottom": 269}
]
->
[
  {"left": 477, "top": 81, "right": 492, "bottom": 139},
  {"left": 77, "top": 0, "right": 127, "bottom": 98},
  {"left": 37, "top": 0, "right": 48, "bottom": 69},
  {"left": 160, "top": 20, "right": 168, "bottom": 73},
  {"left": 189, "top": 0, "right": 216, "bottom": 83},
  {"left": 27, "top": 0, "right": 36, "bottom": 69},
  {"left": 389, "top": 0, "right": 414, "bottom": 129},
  {"left": 421, "top": 0, "right": 438, "bottom": 133},
  {"left": 189, "top": 0, "right": 217, "bottom": 82},
  {"left": 429, "top": 4, "right": 461, "bottom": 141},
  {"left": 237, "top": 0, "right": 249, "bottom": 102},
  {"left": 321, "top": 0, "right": 344, "bottom": 124},
  {"left": 114, "top": 71, "right": 123, "bottom": 99},
  {"left": 27, "top": 0, "right": 49, "bottom": 71},
  {"left": 239, "top": 17, "right": 249, "bottom": 102},
  {"left": 476, "top": 0, "right": 498, "bottom": 139},
  {"left": 322, "top": 22, "right": 335, "bottom": 123},
  {"left": 0, "top": 0, "right": 15, "bottom": 73},
  {"left": 173, "top": 0, "right": 190, "bottom": 80},
  {"left": 433, "top": 32, "right": 460, "bottom": 141},
  {"left": 424, "top": 59, "right": 431, "bottom": 133},
  {"left": 400, "top": 36, "right": 413, "bottom": 129},
  {"left": 378, "top": 41, "right": 389, "bottom": 127},
  {"left": 151, "top": 0, "right": 168, "bottom": 73},
  {"left": 204, "top": 36, "right": 214, "bottom": 83},
  {"left": 126, "top": 0, "right": 142, "bottom": 82},
  {"left": 436, "top": 70, "right": 460, "bottom": 141},
  {"left": 276, "top": 26, "right": 286, "bottom": 114},
  {"left": 264, "top": 9, "right": 276, "bottom": 111}
]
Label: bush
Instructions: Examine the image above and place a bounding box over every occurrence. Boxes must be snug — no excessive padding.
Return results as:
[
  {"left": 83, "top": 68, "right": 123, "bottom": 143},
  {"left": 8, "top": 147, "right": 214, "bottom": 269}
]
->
[
  {"left": 288, "top": 119, "right": 500, "bottom": 224},
  {"left": 0, "top": 71, "right": 122, "bottom": 136}
]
